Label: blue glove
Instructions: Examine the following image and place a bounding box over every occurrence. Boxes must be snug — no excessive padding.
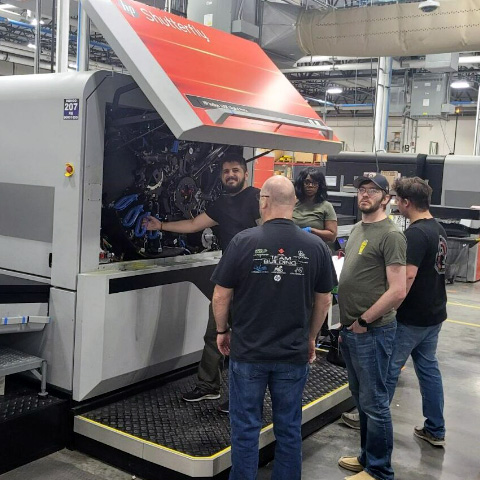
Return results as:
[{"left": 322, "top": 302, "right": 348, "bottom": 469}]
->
[{"left": 302, "top": 227, "right": 312, "bottom": 233}]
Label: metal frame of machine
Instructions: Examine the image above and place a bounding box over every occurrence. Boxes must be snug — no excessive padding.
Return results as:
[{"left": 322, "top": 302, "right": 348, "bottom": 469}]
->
[{"left": 0, "top": 0, "right": 341, "bottom": 403}]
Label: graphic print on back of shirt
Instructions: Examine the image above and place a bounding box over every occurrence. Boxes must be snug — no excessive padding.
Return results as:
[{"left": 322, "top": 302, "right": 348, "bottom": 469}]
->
[
  {"left": 435, "top": 235, "right": 447, "bottom": 274},
  {"left": 252, "top": 247, "right": 310, "bottom": 282}
]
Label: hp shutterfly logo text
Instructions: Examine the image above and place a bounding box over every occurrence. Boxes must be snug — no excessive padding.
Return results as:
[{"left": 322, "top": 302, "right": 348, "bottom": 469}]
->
[
  {"left": 117, "top": 0, "right": 210, "bottom": 43},
  {"left": 118, "top": 0, "right": 138, "bottom": 17}
]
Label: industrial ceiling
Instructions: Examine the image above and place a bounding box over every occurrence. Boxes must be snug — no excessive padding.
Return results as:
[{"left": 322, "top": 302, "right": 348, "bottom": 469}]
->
[{"left": 0, "top": 0, "right": 479, "bottom": 117}]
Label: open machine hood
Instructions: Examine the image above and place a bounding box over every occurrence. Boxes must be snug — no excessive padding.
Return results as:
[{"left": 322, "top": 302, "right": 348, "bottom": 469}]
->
[{"left": 83, "top": 0, "right": 341, "bottom": 154}]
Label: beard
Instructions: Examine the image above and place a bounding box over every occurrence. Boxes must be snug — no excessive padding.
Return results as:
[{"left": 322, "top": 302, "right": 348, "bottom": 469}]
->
[
  {"left": 358, "top": 196, "right": 384, "bottom": 214},
  {"left": 223, "top": 177, "right": 245, "bottom": 194}
]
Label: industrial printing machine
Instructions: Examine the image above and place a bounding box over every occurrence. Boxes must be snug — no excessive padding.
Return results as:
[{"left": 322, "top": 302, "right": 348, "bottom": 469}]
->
[
  {"left": 0, "top": 1, "right": 352, "bottom": 477},
  {"left": 326, "top": 152, "right": 480, "bottom": 282}
]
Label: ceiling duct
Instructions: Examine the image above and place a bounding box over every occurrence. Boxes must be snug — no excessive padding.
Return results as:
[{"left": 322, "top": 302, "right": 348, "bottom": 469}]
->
[
  {"left": 260, "top": 2, "right": 304, "bottom": 62},
  {"left": 187, "top": 0, "right": 259, "bottom": 40},
  {"left": 424, "top": 53, "right": 459, "bottom": 72},
  {"left": 296, "top": 0, "right": 480, "bottom": 57}
]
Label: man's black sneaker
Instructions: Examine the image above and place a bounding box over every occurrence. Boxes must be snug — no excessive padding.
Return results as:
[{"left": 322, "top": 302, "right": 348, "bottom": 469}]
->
[
  {"left": 182, "top": 387, "right": 220, "bottom": 402},
  {"left": 217, "top": 400, "right": 229, "bottom": 414},
  {"left": 414, "top": 426, "right": 446, "bottom": 447}
]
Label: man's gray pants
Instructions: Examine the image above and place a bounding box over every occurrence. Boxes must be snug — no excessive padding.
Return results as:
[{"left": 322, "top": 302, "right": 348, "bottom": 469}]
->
[{"left": 196, "top": 303, "right": 226, "bottom": 392}]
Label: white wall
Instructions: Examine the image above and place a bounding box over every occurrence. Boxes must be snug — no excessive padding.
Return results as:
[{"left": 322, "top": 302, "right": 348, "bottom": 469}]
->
[
  {"left": 0, "top": 60, "right": 50, "bottom": 76},
  {"left": 328, "top": 116, "right": 477, "bottom": 156}
]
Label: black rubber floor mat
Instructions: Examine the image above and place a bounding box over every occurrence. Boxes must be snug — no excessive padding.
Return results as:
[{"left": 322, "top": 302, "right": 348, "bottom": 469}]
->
[
  {"left": 0, "top": 376, "right": 64, "bottom": 423},
  {"left": 81, "top": 357, "right": 348, "bottom": 457}
]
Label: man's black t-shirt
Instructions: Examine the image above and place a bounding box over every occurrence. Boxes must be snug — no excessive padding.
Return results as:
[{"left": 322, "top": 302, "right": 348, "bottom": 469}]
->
[
  {"left": 211, "top": 219, "right": 336, "bottom": 364},
  {"left": 397, "top": 218, "right": 448, "bottom": 326},
  {"left": 205, "top": 186, "right": 260, "bottom": 251}
]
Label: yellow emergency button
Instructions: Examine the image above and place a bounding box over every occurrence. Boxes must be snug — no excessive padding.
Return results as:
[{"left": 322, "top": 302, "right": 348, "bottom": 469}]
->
[{"left": 65, "top": 163, "right": 75, "bottom": 177}]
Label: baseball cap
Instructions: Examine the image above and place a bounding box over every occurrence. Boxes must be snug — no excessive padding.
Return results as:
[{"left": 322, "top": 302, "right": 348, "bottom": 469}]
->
[{"left": 353, "top": 174, "right": 390, "bottom": 193}]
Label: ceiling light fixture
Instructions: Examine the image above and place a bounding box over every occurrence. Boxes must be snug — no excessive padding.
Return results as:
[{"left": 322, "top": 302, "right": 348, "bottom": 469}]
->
[
  {"left": 326, "top": 87, "right": 343, "bottom": 94},
  {"left": 0, "top": 4, "right": 21, "bottom": 16},
  {"left": 450, "top": 80, "right": 471, "bottom": 89}
]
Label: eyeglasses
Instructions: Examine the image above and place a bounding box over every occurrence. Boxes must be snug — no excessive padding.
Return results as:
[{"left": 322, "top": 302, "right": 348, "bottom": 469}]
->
[
  {"left": 256, "top": 194, "right": 270, "bottom": 200},
  {"left": 303, "top": 180, "right": 319, "bottom": 187},
  {"left": 358, "top": 187, "right": 383, "bottom": 196}
]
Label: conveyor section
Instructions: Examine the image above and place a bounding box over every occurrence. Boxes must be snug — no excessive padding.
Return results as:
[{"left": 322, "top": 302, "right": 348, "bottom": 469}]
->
[{"left": 0, "top": 375, "right": 68, "bottom": 474}]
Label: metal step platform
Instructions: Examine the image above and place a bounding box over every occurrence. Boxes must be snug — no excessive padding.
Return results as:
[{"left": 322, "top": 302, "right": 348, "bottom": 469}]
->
[
  {"left": 74, "top": 356, "right": 352, "bottom": 479},
  {"left": 0, "top": 347, "right": 48, "bottom": 397},
  {"left": 0, "top": 375, "right": 69, "bottom": 474}
]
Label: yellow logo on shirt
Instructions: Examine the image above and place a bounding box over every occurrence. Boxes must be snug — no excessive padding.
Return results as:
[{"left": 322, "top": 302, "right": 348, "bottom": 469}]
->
[{"left": 358, "top": 240, "right": 369, "bottom": 255}]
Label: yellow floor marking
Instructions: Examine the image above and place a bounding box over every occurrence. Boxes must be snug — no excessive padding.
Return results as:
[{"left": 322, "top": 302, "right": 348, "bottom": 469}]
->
[
  {"left": 446, "top": 319, "right": 480, "bottom": 328},
  {"left": 448, "top": 301, "right": 480, "bottom": 310},
  {"left": 77, "top": 416, "right": 221, "bottom": 459}
]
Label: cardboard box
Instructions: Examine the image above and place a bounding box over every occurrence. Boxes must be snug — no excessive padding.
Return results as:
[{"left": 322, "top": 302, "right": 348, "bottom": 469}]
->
[
  {"left": 380, "top": 170, "right": 400, "bottom": 189},
  {"left": 314, "top": 154, "right": 328, "bottom": 163},
  {"left": 294, "top": 151, "right": 314, "bottom": 163},
  {"left": 256, "top": 149, "right": 284, "bottom": 161}
]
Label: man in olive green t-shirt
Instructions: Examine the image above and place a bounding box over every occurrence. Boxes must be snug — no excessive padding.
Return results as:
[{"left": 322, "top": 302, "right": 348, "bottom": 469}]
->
[{"left": 337, "top": 174, "right": 406, "bottom": 480}]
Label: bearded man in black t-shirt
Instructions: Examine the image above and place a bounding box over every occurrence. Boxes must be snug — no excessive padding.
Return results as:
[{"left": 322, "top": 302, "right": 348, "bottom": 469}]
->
[
  {"left": 387, "top": 177, "right": 448, "bottom": 447},
  {"left": 144, "top": 154, "right": 260, "bottom": 404}
]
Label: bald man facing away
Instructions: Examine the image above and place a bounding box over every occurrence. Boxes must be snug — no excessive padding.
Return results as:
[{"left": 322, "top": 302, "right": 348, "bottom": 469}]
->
[{"left": 211, "top": 176, "right": 336, "bottom": 480}]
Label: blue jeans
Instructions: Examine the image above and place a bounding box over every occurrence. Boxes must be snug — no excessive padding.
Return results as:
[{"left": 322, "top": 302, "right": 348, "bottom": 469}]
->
[
  {"left": 386, "top": 322, "right": 445, "bottom": 439},
  {"left": 228, "top": 360, "right": 310, "bottom": 480},
  {"left": 340, "top": 322, "right": 396, "bottom": 480}
]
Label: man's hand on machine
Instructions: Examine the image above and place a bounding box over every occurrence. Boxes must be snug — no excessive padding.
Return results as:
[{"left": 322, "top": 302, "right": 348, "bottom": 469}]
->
[{"left": 142, "top": 216, "right": 163, "bottom": 231}]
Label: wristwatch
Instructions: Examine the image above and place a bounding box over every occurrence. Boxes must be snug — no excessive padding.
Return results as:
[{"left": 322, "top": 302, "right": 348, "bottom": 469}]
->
[
  {"left": 216, "top": 328, "right": 230, "bottom": 335},
  {"left": 357, "top": 317, "right": 369, "bottom": 328}
]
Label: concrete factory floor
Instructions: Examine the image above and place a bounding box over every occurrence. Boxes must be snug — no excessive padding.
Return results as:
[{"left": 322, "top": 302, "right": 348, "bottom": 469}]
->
[{"left": 1, "top": 281, "right": 479, "bottom": 480}]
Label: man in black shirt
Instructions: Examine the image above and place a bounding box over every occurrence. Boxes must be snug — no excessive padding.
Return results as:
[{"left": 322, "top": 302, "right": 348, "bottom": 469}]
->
[
  {"left": 387, "top": 177, "right": 448, "bottom": 447},
  {"left": 211, "top": 175, "right": 335, "bottom": 480},
  {"left": 144, "top": 154, "right": 260, "bottom": 402}
]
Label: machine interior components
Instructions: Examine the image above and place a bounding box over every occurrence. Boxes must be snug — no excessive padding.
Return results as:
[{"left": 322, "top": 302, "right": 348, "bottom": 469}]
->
[{"left": 101, "top": 98, "right": 230, "bottom": 260}]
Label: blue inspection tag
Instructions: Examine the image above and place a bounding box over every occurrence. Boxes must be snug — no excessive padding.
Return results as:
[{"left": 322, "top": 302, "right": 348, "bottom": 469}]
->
[{"left": 64, "top": 98, "right": 80, "bottom": 120}]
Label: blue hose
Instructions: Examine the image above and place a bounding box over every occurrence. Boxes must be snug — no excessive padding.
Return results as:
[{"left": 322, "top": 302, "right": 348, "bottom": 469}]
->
[
  {"left": 148, "top": 229, "right": 160, "bottom": 240},
  {"left": 122, "top": 204, "right": 144, "bottom": 227},
  {"left": 147, "top": 216, "right": 161, "bottom": 240},
  {"left": 135, "top": 211, "right": 151, "bottom": 238},
  {"left": 114, "top": 194, "right": 139, "bottom": 211}
]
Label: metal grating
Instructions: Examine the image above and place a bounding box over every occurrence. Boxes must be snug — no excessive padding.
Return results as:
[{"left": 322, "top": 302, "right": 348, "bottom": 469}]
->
[
  {"left": 0, "top": 347, "right": 41, "bottom": 369},
  {"left": 0, "top": 377, "right": 64, "bottom": 424},
  {"left": 82, "top": 357, "right": 348, "bottom": 457}
]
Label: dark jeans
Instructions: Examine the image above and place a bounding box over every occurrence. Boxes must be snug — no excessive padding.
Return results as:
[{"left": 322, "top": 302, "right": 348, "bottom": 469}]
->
[
  {"left": 228, "top": 360, "right": 309, "bottom": 480},
  {"left": 340, "top": 322, "right": 397, "bottom": 480},
  {"left": 386, "top": 322, "right": 445, "bottom": 439},
  {"left": 196, "top": 303, "right": 227, "bottom": 392}
]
